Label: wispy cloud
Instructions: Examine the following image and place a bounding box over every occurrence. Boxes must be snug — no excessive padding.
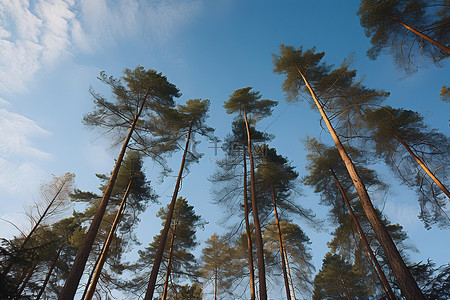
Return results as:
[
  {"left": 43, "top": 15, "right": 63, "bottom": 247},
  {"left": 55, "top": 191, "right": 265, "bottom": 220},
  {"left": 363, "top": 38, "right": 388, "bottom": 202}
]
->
[
  {"left": 0, "top": 108, "right": 50, "bottom": 194},
  {"left": 0, "top": 0, "right": 202, "bottom": 94}
]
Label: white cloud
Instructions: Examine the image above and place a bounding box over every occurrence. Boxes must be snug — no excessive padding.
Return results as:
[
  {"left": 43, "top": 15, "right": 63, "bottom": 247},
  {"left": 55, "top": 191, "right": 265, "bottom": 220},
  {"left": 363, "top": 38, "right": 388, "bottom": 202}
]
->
[{"left": 0, "top": 0, "right": 202, "bottom": 93}]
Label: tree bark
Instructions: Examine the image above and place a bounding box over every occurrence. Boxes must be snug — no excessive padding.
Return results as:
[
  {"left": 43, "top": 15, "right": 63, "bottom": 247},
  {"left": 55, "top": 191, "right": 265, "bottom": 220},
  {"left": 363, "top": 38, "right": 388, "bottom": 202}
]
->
[
  {"left": 330, "top": 168, "right": 395, "bottom": 300},
  {"left": 283, "top": 249, "right": 297, "bottom": 300},
  {"left": 162, "top": 224, "right": 177, "bottom": 300},
  {"left": 144, "top": 117, "right": 195, "bottom": 300},
  {"left": 59, "top": 87, "right": 150, "bottom": 300},
  {"left": 15, "top": 262, "right": 37, "bottom": 298},
  {"left": 36, "top": 244, "right": 63, "bottom": 300},
  {"left": 85, "top": 180, "right": 133, "bottom": 300},
  {"left": 392, "top": 17, "right": 450, "bottom": 55},
  {"left": 338, "top": 275, "right": 351, "bottom": 300},
  {"left": 243, "top": 146, "right": 256, "bottom": 300},
  {"left": 271, "top": 184, "right": 291, "bottom": 300},
  {"left": 297, "top": 67, "right": 425, "bottom": 300},
  {"left": 243, "top": 105, "right": 267, "bottom": 300},
  {"left": 393, "top": 133, "right": 450, "bottom": 199}
]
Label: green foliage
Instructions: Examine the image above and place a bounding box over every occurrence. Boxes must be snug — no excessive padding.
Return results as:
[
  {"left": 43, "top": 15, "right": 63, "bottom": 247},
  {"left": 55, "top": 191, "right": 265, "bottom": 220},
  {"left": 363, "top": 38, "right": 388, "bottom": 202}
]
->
[
  {"left": 200, "top": 233, "right": 235, "bottom": 298},
  {"left": 223, "top": 87, "right": 278, "bottom": 121},
  {"left": 313, "top": 253, "right": 370, "bottom": 299},
  {"left": 364, "top": 106, "right": 450, "bottom": 228},
  {"left": 273, "top": 45, "right": 388, "bottom": 135},
  {"left": 357, "top": 0, "right": 449, "bottom": 72},
  {"left": 440, "top": 85, "right": 450, "bottom": 103},
  {"left": 264, "top": 220, "right": 315, "bottom": 295},
  {"left": 129, "top": 197, "right": 203, "bottom": 297}
]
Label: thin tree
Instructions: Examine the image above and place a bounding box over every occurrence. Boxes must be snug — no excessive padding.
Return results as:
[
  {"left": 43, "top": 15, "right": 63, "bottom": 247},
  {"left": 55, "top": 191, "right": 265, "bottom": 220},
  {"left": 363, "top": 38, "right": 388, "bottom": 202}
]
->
[
  {"left": 364, "top": 106, "right": 450, "bottom": 228},
  {"left": 273, "top": 45, "right": 425, "bottom": 299},
  {"left": 144, "top": 99, "right": 214, "bottom": 300},
  {"left": 224, "top": 87, "right": 277, "bottom": 300},
  {"left": 60, "top": 67, "right": 180, "bottom": 299},
  {"left": 357, "top": 0, "right": 450, "bottom": 73}
]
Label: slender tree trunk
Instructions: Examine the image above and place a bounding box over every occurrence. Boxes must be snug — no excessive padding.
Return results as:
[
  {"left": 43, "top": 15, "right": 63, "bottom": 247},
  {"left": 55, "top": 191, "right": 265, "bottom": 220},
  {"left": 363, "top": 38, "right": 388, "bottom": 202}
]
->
[
  {"left": 330, "top": 168, "right": 395, "bottom": 300},
  {"left": 393, "top": 133, "right": 450, "bottom": 199},
  {"left": 36, "top": 244, "right": 63, "bottom": 300},
  {"left": 214, "top": 267, "right": 218, "bottom": 300},
  {"left": 297, "top": 67, "right": 425, "bottom": 300},
  {"left": 81, "top": 243, "right": 104, "bottom": 300},
  {"left": 243, "top": 105, "right": 267, "bottom": 300},
  {"left": 85, "top": 180, "right": 133, "bottom": 300},
  {"left": 15, "top": 262, "right": 37, "bottom": 298},
  {"left": 1, "top": 179, "right": 68, "bottom": 278},
  {"left": 162, "top": 223, "right": 177, "bottom": 300},
  {"left": 392, "top": 17, "right": 450, "bottom": 55},
  {"left": 338, "top": 275, "right": 351, "bottom": 300},
  {"left": 284, "top": 249, "right": 297, "bottom": 300},
  {"left": 271, "top": 184, "right": 291, "bottom": 300},
  {"left": 243, "top": 146, "right": 256, "bottom": 300},
  {"left": 144, "top": 117, "right": 195, "bottom": 300},
  {"left": 60, "top": 88, "right": 150, "bottom": 299}
]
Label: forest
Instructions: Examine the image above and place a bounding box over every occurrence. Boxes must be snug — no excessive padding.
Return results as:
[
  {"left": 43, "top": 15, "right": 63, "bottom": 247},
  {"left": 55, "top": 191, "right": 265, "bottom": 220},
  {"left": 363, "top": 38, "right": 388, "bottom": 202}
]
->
[{"left": 0, "top": 0, "right": 449, "bottom": 299}]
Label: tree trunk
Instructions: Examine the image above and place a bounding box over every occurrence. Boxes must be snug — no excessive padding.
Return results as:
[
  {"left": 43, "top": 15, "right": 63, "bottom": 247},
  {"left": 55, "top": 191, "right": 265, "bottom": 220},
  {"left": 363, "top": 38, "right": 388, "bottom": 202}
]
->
[
  {"left": 271, "top": 184, "right": 291, "bottom": 300},
  {"left": 243, "top": 146, "right": 256, "bottom": 300},
  {"left": 392, "top": 17, "right": 450, "bottom": 55},
  {"left": 36, "top": 244, "right": 63, "bottom": 300},
  {"left": 297, "top": 67, "right": 425, "bottom": 300},
  {"left": 214, "top": 267, "right": 218, "bottom": 300},
  {"left": 15, "top": 262, "right": 37, "bottom": 298},
  {"left": 85, "top": 180, "right": 133, "bottom": 300},
  {"left": 144, "top": 117, "right": 195, "bottom": 300},
  {"left": 243, "top": 105, "right": 267, "bottom": 300},
  {"left": 284, "top": 249, "right": 297, "bottom": 300},
  {"left": 162, "top": 224, "right": 177, "bottom": 300},
  {"left": 60, "top": 88, "right": 151, "bottom": 300},
  {"left": 330, "top": 168, "right": 395, "bottom": 300},
  {"left": 81, "top": 244, "right": 104, "bottom": 300},
  {"left": 338, "top": 275, "right": 351, "bottom": 300},
  {"left": 393, "top": 133, "right": 450, "bottom": 199}
]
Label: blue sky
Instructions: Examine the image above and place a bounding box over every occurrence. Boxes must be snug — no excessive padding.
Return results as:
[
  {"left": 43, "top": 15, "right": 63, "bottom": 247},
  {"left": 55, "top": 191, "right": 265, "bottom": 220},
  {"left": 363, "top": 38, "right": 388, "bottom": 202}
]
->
[{"left": 1, "top": 0, "right": 449, "bottom": 298}]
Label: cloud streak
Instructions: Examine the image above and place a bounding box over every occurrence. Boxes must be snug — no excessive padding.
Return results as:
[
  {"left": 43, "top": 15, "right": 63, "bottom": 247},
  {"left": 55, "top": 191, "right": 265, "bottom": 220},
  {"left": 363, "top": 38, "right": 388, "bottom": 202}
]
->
[{"left": 0, "top": 0, "right": 202, "bottom": 94}]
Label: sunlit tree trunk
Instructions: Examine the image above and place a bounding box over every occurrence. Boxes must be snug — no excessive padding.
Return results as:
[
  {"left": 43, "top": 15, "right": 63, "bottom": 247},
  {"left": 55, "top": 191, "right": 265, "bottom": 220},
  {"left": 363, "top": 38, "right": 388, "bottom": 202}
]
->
[
  {"left": 330, "top": 168, "right": 395, "bottom": 300},
  {"left": 162, "top": 224, "right": 177, "bottom": 300},
  {"left": 15, "top": 262, "right": 37, "bottom": 298},
  {"left": 36, "top": 244, "right": 63, "bottom": 300},
  {"left": 338, "top": 275, "right": 351, "bottom": 300},
  {"left": 60, "top": 88, "right": 151, "bottom": 299},
  {"left": 297, "top": 68, "right": 425, "bottom": 299},
  {"left": 283, "top": 249, "right": 297, "bottom": 300},
  {"left": 243, "top": 105, "right": 267, "bottom": 300},
  {"left": 85, "top": 180, "right": 133, "bottom": 300},
  {"left": 243, "top": 146, "right": 256, "bottom": 300},
  {"left": 392, "top": 17, "right": 450, "bottom": 55},
  {"left": 271, "top": 184, "right": 291, "bottom": 300},
  {"left": 393, "top": 133, "right": 450, "bottom": 199},
  {"left": 144, "top": 117, "right": 195, "bottom": 300}
]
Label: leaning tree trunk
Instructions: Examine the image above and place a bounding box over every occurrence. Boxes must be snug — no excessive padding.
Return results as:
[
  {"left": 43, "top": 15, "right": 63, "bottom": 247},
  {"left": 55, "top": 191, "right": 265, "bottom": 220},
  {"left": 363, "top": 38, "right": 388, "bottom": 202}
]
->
[
  {"left": 60, "top": 87, "right": 151, "bottom": 300},
  {"left": 85, "top": 180, "right": 133, "bottom": 300},
  {"left": 144, "top": 117, "right": 195, "bottom": 300},
  {"left": 36, "top": 244, "right": 63, "bottom": 300},
  {"left": 338, "top": 275, "right": 351, "bottom": 300},
  {"left": 297, "top": 67, "right": 425, "bottom": 300},
  {"left": 330, "top": 168, "right": 395, "bottom": 300},
  {"left": 15, "top": 262, "right": 37, "bottom": 298},
  {"left": 243, "top": 146, "right": 256, "bottom": 300},
  {"left": 283, "top": 249, "right": 297, "bottom": 300},
  {"left": 393, "top": 133, "right": 450, "bottom": 199},
  {"left": 162, "top": 223, "right": 177, "bottom": 300},
  {"left": 243, "top": 105, "right": 267, "bottom": 300},
  {"left": 1, "top": 179, "right": 68, "bottom": 278},
  {"left": 392, "top": 17, "right": 450, "bottom": 55},
  {"left": 271, "top": 184, "right": 291, "bottom": 300}
]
